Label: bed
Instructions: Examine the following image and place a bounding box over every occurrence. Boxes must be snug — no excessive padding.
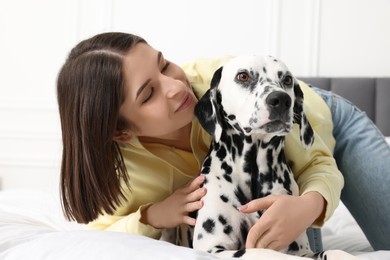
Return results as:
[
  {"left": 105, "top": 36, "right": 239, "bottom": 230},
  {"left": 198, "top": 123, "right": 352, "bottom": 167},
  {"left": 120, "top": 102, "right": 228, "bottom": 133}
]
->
[{"left": 1, "top": 77, "right": 389, "bottom": 260}]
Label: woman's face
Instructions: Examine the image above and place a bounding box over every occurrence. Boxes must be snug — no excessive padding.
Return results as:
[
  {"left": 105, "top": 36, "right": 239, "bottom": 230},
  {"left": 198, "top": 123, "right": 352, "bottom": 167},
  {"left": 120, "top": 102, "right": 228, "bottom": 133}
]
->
[{"left": 119, "top": 43, "right": 198, "bottom": 140}]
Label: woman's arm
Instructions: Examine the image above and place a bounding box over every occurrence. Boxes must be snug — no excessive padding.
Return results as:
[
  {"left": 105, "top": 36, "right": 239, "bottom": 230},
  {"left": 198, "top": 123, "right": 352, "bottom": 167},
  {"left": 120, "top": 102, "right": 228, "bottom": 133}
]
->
[{"left": 86, "top": 175, "right": 206, "bottom": 239}]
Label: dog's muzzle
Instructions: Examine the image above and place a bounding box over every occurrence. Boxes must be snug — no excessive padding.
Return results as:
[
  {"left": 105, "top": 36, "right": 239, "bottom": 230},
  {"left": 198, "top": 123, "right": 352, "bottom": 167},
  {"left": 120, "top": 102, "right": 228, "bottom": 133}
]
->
[{"left": 263, "top": 91, "right": 292, "bottom": 133}]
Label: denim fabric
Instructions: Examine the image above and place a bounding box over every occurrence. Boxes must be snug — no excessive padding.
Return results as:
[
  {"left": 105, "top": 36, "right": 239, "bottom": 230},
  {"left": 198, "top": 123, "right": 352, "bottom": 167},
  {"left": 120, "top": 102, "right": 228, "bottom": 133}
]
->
[
  {"left": 312, "top": 86, "right": 390, "bottom": 250},
  {"left": 306, "top": 228, "right": 323, "bottom": 253}
]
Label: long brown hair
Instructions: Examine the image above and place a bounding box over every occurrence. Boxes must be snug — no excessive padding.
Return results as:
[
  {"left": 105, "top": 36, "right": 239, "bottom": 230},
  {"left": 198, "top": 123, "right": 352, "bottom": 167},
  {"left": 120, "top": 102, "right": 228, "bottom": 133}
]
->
[{"left": 57, "top": 32, "right": 146, "bottom": 223}]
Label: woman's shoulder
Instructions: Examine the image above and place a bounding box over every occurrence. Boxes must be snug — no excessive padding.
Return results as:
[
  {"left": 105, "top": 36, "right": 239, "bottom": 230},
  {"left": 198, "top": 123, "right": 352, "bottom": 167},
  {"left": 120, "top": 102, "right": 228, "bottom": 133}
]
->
[{"left": 181, "top": 55, "right": 234, "bottom": 98}]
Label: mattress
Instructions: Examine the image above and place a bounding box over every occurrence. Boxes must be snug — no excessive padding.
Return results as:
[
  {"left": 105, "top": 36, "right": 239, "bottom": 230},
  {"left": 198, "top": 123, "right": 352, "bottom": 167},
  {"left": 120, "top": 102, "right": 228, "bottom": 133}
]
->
[{"left": 1, "top": 181, "right": 389, "bottom": 260}]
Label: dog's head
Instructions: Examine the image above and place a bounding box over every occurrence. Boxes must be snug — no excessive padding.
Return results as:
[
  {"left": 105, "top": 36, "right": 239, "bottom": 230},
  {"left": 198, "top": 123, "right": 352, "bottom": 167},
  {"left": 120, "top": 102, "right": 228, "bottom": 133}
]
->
[{"left": 195, "top": 55, "right": 314, "bottom": 149}]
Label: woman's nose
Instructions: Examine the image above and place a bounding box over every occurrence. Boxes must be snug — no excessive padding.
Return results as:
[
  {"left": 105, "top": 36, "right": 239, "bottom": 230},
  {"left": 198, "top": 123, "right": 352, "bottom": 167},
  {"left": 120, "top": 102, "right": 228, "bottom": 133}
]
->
[{"left": 160, "top": 75, "right": 182, "bottom": 98}]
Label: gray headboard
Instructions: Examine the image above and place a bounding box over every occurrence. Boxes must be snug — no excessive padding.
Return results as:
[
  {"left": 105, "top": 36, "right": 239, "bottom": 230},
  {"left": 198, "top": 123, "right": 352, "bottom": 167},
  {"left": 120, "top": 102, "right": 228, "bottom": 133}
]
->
[{"left": 298, "top": 78, "right": 390, "bottom": 136}]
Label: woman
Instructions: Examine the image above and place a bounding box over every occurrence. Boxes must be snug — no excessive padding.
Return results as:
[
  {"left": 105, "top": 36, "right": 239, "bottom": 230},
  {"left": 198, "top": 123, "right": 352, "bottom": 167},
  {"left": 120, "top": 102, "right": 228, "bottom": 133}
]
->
[{"left": 57, "top": 32, "right": 390, "bottom": 252}]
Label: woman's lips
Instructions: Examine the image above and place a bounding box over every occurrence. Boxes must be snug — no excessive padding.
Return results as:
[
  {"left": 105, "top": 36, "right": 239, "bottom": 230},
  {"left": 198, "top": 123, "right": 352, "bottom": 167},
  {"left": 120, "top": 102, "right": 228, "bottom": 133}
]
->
[{"left": 175, "top": 93, "right": 193, "bottom": 112}]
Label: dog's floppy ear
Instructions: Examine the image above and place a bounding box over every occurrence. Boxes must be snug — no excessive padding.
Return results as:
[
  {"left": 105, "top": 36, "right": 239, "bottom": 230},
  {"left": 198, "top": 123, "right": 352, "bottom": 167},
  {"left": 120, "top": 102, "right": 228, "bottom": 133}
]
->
[
  {"left": 194, "top": 67, "right": 224, "bottom": 142},
  {"left": 293, "top": 81, "right": 314, "bottom": 149}
]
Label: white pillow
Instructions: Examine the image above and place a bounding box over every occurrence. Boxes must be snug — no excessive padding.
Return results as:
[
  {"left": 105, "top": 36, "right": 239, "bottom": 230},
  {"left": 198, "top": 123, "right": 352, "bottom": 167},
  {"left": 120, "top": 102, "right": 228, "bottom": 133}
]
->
[{"left": 386, "top": 137, "right": 390, "bottom": 145}]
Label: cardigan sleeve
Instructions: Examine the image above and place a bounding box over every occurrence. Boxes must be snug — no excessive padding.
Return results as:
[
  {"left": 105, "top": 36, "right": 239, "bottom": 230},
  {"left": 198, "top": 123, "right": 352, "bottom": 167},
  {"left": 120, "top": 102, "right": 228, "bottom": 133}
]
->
[
  {"left": 85, "top": 137, "right": 198, "bottom": 238},
  {"left": 85, "top": 203, "right": 162, "bottom": 239},
  {"left": 285, "top": 81, "right": 344, "bottom": 226}
]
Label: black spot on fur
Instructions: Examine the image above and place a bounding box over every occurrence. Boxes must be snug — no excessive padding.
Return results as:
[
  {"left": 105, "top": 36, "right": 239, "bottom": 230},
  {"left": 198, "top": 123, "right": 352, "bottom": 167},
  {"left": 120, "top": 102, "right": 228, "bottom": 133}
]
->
[
  {"left": 277, "top": 148, "right": 285, "bottom": 164},
  {"left": 240, "top": 220, "right": 249, "bottom": 247},
  {"left": 218, "top": 211, "right": 233, "bottom": 235},
  {"left": 202, "top": 156, "right": 212, "bottom": 174},
  {"left": 243, "top": 144, "right": 258, "bottom": 174},
  {"left": 266, "top": 149, "right": 274, "bottom": 168},
  {"left": 302, "top": 120, "right": 314, "bottom": 146},
  {"left": 259, "top": 172, "right": 272, "bottom": 198},
  {"left": 223, "top": 173, "right": 232, "bottom": 183},
  {"left": 224, "top": 225, "right": 233, "bottom": 235},
  {"left": 314, "top": 251, "right": 326, "bottom": 259},
  {"left": 202, "top": 219, "right": 215, "bottom": 234},
  {"left": 231, "top": 147, "right": 237, "bottom": 161},
  {"left": 283, "top": 170, "right": 293, "bottom": 195},
  {"left": 212, "top": 141, "right": 220, "bottom": 151},
  {"left": 288, "top": 241, "right": 299, "bottom": 251},
  {"left": 203, "top": 156, "right": 212, "bottom": 168},
  {"left": 233, "top": 123, "right": 243, "bottom": 132},
  {"left": 269, "top": 135, "right": 283, "bottom": 147},
  {"left": 243, "top": 144, "right": 262, "bottom": 199},
  {"left": 215, "top": 245, "right": 226, "bottom": 253},
  {"left": 221, "top": 162, "right": 232, "bottom": 174},
  {"left": 259, "top": 139, "right": 269, "bottom": 149},
  {"left": 232, "top": 134, "right": 244, "bottom": 156},
  {"left": 244, "top": 135, "right": 252, "bottom": 143},
  {"left": 234, "top": 186, "right": 249, "bottom": 206},
  {"left": 218, "top": 214, "right": 233, "bottom": 235},
  {"left": 223, "top": 135, "right": 232, "bottom": 152},
  {"left": 251, "top": 172, "right": 261, "bottom": 200},
  {"left": 216, "top": 146, "right": 227, "bottom": 161},
  {"left": 233, "top": 249, "right": 246, "bottom": 257},
  {"left": 228, "top": 114, "right": 236, "bottom": 120},
  {"left": 202, "top": 167, "right": 210, "bottom": 174},
  {"left": 218, "top": 215, "right": 227, "bottom": 225},
  {"left": 245, "top": 179, "right": 251, "bottom": 189},
  {"left": 220, "top": 194, "right": 229, "bottom": 203}
]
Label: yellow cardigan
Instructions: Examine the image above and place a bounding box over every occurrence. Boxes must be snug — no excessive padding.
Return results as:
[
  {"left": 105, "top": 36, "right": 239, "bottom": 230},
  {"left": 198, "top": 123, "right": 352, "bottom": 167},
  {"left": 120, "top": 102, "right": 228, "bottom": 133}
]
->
[{"left": 86, "top": 56, "right": 344, "bottom": 239}]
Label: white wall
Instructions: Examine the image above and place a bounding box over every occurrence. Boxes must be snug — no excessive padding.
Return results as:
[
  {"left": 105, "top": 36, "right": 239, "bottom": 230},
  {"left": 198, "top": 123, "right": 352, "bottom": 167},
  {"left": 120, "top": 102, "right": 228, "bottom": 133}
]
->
[{"left": 0, "top": 0, "right": 389, "bottom": 190}]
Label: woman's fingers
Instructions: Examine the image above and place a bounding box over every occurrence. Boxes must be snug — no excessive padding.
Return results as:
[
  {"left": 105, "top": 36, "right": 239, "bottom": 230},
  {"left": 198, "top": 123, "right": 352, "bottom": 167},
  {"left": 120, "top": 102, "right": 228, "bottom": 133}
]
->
[
  {"left": 246, "top": 223, "right": 267, "bottom": 248},
  {"left": 185, "top": 175, "right": 205, "bottom": 192},
  {"left": 239, "top": 195, "right": 276, "bottom": 213},
  {"left": 262, "top": 240, "right": 283, "bottom": 251},
  {"left": 185, "top": 200, "right": 204, "bottom": 213},
  {"left": 182, "top": 215, "right": 196, "bottom": 226},
  {"left": 183, "top": 175, "right": 207, "bottom": 203},
  {"left": 187, "top": 187, "right": 207, "bottom": 203}
]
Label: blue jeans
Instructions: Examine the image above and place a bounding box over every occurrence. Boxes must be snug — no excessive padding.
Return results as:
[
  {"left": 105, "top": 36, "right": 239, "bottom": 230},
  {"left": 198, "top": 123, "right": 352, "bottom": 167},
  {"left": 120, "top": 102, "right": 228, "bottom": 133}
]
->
[
  {"left": 311, "top": 87, "right": 390, "bottom": 251},
  {"left": 306, "top": 228, "right": 323, "bottom": 253}
]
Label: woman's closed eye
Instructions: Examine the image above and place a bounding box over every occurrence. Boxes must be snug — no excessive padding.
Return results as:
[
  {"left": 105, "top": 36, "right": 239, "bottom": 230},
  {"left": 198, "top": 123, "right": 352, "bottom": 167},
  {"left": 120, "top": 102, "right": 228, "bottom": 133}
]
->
[
  {"left": 141, "top": 61, "right": 170, "bottom": 104},
  {"left": 142, "top": 88, "right": 154, "bottom": 104},
  {"left": 162, "top": 61, "right": 170, "bottom": 73}
]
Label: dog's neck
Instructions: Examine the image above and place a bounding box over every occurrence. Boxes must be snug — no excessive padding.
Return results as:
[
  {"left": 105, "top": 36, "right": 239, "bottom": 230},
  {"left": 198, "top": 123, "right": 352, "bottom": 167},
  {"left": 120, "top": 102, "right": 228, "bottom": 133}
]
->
[{"left": 214, "top": 130, "right": 287, "bottom": 202}]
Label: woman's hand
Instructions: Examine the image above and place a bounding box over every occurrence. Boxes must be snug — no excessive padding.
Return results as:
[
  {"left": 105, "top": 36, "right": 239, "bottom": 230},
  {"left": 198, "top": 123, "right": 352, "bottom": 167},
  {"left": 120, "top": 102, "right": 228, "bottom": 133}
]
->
[
  {"left": 239, "top": 192, "right": 326, "bottom": 251},
  {"left": 141, "top": 175, "right": 206, "bottom": 229}
]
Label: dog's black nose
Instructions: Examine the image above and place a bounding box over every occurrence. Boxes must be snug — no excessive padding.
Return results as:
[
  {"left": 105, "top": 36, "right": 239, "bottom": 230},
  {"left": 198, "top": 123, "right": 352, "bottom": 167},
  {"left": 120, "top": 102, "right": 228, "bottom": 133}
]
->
[{"left": 266, "top": 91, "right": 292, "bottom": 112}]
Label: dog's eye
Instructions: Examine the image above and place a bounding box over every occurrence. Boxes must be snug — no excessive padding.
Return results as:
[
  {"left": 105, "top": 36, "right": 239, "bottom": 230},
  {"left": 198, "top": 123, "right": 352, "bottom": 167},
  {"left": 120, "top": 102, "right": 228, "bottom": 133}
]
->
[
  {"left": 283, "top": 75, "right": 293, "bottom": 86},
  {"left": 236, "top": 72, "right": 250, "bottom": 82}
]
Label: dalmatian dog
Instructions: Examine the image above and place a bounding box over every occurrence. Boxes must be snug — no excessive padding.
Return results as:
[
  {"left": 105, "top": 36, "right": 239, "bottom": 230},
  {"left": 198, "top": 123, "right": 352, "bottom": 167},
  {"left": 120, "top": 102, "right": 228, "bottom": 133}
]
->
[{"left": 188, "top": 55, "right": 356, "bottom": 260}]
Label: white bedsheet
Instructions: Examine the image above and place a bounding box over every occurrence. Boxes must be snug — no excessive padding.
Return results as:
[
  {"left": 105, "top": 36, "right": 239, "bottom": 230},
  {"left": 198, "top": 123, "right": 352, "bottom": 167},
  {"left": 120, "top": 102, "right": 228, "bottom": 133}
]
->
[{"left": 0, "top": 188, "right": 389, "bottom": 260}]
